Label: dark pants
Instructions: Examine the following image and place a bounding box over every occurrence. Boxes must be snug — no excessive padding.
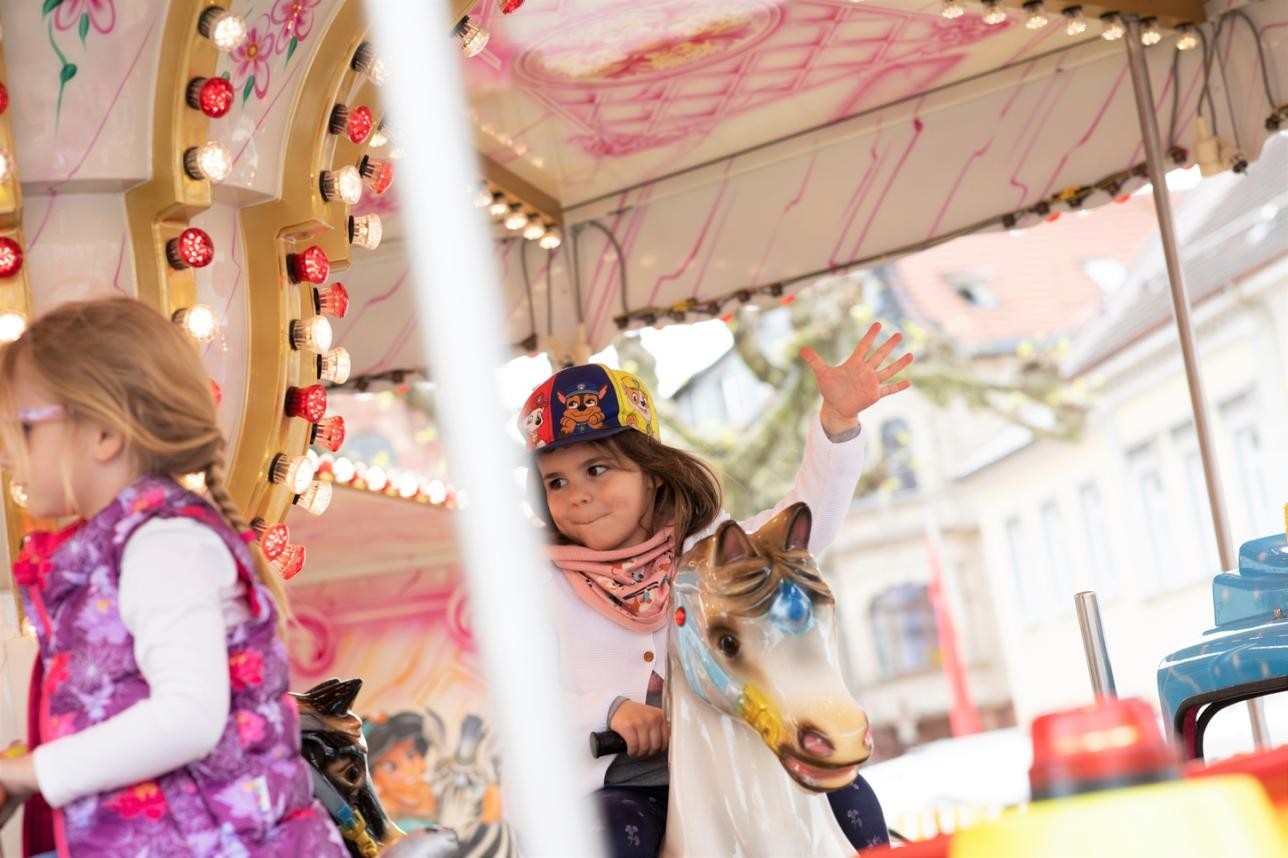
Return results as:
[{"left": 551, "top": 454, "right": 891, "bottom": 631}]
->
[{"left": 597, "top": 776, "right": 888, "bottom": 858}]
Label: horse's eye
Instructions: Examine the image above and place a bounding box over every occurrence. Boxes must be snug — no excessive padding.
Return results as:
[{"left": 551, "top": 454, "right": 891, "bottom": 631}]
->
[
  {"left": 717, "top": 633, "right": 740, "bottom": 658},
  {"left": 345, "top": 765, "right": 361, "bottom": 783}
]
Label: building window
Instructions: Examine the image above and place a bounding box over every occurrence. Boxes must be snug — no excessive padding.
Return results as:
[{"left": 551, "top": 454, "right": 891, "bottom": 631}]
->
[
  {"left": 1221, "top": 390, "right": 1278, "bottom": 537},
  {"left": 880, "top": 418, "right": 918, "bottom": 492},
  {"left": 1040, "top": 500, "right": 1075, "bottom": 613},
  {"left": 1128, "top": 443, "right": 1181, "bottom": 591},
  {"left": 1006, "top": 516, "right": 1042, "bottom": 621},
  {"left": 943, "top": 271, "right": 998, "bottom": 308},
  {"left": 1171, "top": 424, "right": 1219, "bottom": 579},
  {"left": 1078, "top": 482, "right": 1117, "bottom": 597},
  {"left": 870, "top": 584, "right": 940, "bottom": 678}
]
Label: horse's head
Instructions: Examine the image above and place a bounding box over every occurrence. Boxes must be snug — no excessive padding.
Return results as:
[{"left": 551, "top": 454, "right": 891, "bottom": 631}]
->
[{"left": 670, "top": 503, "right": 872, "bottom": 792}]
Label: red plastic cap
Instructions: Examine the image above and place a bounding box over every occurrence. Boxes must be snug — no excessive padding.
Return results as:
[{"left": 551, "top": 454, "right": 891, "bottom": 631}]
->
[
  {"left": 312, "top": 416, "right": 346, "bottom": 452},
  {"left": 257, "top": 522, "right": 289, "bottom": 561},
  {"left": 347, "top": 106, "right": 373, "bottom": 144},
  {"left": 1029, "top": 698, "right": 1177, "bottom": 800},
  {"left": 500, "top": 0, "right": 525, "bottom": 12},
  {"left": 193, "top": 76, "right": 234, "bottom": 118},
  {"left": 0, "top": 82, "right": 8, "bottom": 116},
  {"left": 289, "top": 245, "right": 329, "bottom": 284},
  {"left": 275, "top": 544, "right": 306, "bottom": 580},
  {"left": 285, "top": 384, "right": 328, "bottom": 423},
  {"left": 361, "top": 157, "right": 394, "bottom": 195},
  {"left": 0, "top": 237, "right": 23, "bottom": 279},
  {"left": 315, "top": 282, "right": 349, "bottom": 319},
  {"left": 167, "top": 228, "right": 214, "bottom": 270}
]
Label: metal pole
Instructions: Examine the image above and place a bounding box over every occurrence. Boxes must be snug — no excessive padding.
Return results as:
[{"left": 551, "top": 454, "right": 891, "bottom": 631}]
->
[
  {"left": 363, "top": 2, "right": 602, "bottom": 855},
  {"left": 1074, "top": 592, "right": 1117, "bottom": 700},
  {"left": 1121, "top": 17, "right": 1268, "bottom": 748}
]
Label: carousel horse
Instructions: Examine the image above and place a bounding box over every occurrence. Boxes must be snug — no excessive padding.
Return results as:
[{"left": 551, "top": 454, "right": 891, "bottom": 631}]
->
[
  {"left": 663, "top": 503, "right": 873, "bottom": 857},
  {"left": 294, "top": 678, "right": 460, "bottom": 858}
]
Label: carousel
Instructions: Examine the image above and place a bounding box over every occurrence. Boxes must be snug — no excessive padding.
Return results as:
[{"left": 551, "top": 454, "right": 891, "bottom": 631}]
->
[{"left": 0, "top": 0, "right": 1285, "bottom": 856}]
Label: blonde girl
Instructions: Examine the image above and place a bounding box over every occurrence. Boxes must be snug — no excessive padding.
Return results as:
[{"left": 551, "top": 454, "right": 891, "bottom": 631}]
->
[{"left": 0, "top": 298, "right": 345, "bottom": 857}]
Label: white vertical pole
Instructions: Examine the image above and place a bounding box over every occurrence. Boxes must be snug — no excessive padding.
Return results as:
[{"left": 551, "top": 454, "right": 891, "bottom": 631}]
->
[{"left": 361, "top": 2, "right": 603, "bottom": 853}]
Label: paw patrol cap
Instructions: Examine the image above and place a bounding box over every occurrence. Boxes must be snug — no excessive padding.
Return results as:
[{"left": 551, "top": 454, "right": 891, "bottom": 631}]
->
[{"left": 518, "top": 364, "right": 660, "bottom": 453}]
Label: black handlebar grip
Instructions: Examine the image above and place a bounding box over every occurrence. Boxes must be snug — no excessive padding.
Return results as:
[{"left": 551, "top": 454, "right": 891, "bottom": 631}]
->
[{"left": 589, "top": 730, "right": 628, "bottom": 758}]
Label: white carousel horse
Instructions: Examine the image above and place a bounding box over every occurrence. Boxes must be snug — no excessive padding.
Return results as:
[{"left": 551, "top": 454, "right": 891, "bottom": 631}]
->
[{"left": 662, "top": 503, "right": 872, "bottom": 858}]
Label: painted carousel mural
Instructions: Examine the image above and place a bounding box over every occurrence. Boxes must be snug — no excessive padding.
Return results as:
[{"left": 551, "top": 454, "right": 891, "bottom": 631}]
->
[{"left": 0, "top": 0, "right": 1284, "bottom": 856}]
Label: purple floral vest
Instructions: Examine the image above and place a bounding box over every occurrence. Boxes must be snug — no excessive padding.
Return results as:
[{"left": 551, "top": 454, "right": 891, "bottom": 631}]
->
[{"left": 16, "top": 475, "right": 346, "bottom": 857}]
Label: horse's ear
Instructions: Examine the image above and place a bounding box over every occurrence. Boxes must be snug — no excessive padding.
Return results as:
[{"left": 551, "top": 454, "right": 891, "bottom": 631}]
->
[
  {"left": 784, "top": 503, "right": 812, "bottom": 552},
  {"left": 716, "top": 520, "right": 754, "bottom": 565}
]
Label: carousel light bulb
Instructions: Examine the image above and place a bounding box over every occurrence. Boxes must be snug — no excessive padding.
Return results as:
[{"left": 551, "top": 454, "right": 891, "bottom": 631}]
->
[
  {"left": 187, "top": 76, "right": 235, "bottom": 118},
  {"left": 183, "top": 141, "right": 232, "bottom": 182},
  {"left": 474, "top": 185, "right": 494, "bottom": 208},
  {"left": 1101, "top": 13, "right": 1125, "bottom": 40},
  {"left": 318, "top": 348, "right": 351, "bottom": 384},
  {"left": 523, "top": 220, "right": 546, "bottom": 241},
  {"left": 349, "top": 214, "right": 383, "bottom": 250},
  {"left": 198, "top": 7, "right": 248, "bottom": 52},
  {"left": 504, "top": 206, "right": 529, "bottom": 231},
  {"left": 351, "top": 42, "right": 388, "bottom": 85},
  {"left": 331, "top": 456, "right": 356, "bottom": 483},
  {"left": 369, "top": 128, "right": 388, "bottom": 148},
  {"left": 538, "top": 227, "right": 562, "bottom": 250},
  {"left": 427, "top": 480, "right": 447, "bottom": 504},
  {"left": 293, "top": 480, "right": 333, "bottom": 515},
  {"left": 290, "top": 316, "right": 333, "bottom": 352},
  {"left": 0, "top": 237, "right": 23, "bottom": 278},
  {"left": 270, "top": 454, "right": 317, "bottom": 495},
  {"left": 285, "top": 384, "right": 328, "bottom": 423},
  {"left": 1140, "top": 17, "right": 1161, "bottom": 45},
  {"left": 396, "top": 472, "right": 419, "bottom": 498},
  {"left": 0, "top": 149, "right": 14, "bottom": 182},
  {"left": 359, "top": 156, "right": 394, "bottom": 195},
  {"left": 9, "top": 480, "right": 28, "bottom": 509},
  {"left": 1023, "top": 1, "right": 1049, "bottom": 29},
  {"left": 347, "top": 106, "right": 374, "bottom": 144},
  {"left": 312, "top": 416, "right": 346, "bottom": 453},
  {"left": 456, "top": 17, "right": 490, "bottom": 57},
  {"left": 1063, "top": 6, "right": 1087, "bottom": 35},
  {"left": 272, "top": 543, "right": 306, "bottom": 580},
  {"left": 320, "top": 166, "right": 363, "bottom": 204},
  {"left": 314, "top": 282, "right": 350, "bottom": 319},
  {"left": 287, "top": 245, "right": 330, "bottom": 284},
  {"left": 173, "top": 305, "right": 217, "bottom": 343},
  {"left": 1175, "top": 24, "right": 1199, "bottom": 51},
  {"left": 166, "top": 228, "right": 214, "bottom": 270},
  {"left": 0, "top": 82, "right": 9, "bottom": 117},
  {"left": 981, "top": 0, "right": 1008, "bottom": 25},
  {"left": 365, "top": 466, "right": 388, "bottom": 492},
  {"left": 251, "top": 518, "right": 290, "bottom": 562},
  {"left": 487, "top": 194, "right": 510, "bottom": 217},
  {"left": 941, "top": 0, "right": 964, "bottom": 19},
  {"left": 0, "top": 309, "right": 26, "bottom": 342}
]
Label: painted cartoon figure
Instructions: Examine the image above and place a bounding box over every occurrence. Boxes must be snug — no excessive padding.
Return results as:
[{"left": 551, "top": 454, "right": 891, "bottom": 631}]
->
[
  {"left": 366, "top": 711, "right": 441, "bottom": 832},
  {"left": 521, "top": 394, "right": 547, "bottom": 449},
  {"left": 619, "top": 374, "right": 654, "bottom": 431},
  {"left": 558, "top": 383, "right": 609, "bottom": 436}
]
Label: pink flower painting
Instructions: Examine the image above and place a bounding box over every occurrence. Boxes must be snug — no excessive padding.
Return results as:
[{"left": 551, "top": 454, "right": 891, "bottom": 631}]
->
[
  {"left": 231, "top": 15, "right": 277, "bottom": 102},
  {"left": 53, "top": 0, "right": 116, "bottom": 35},
  {"left": 272, "top": 0, "right": 321, "bottom": 56}
]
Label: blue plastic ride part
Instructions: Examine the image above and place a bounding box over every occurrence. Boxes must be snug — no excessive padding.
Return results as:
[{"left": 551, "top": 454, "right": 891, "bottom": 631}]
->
[{"left": 1157, "top": 531, "right": 1288, "bottom": 758}]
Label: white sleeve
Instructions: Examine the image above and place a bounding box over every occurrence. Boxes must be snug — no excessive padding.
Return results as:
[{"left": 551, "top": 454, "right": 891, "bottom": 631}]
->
[
  {"left": 33, "top": 518, "right": 236, "bottom": 808},
  {"left": 686, "top": 415, "right": 867, "bottom": 554}
]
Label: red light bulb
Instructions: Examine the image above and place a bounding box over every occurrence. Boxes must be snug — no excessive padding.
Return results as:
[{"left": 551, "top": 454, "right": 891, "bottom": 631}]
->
[
  {"left": 314, "top": 282, "right": 349, "bottom": 319},
  {"left": 360, "top": 156, "right": 394, "bottom": 195},
  {"left": 273, "top": 544, "right": 306, "bottom": 580},
  {"left": 0, "top": 82, "right": 8, "bottom": 116},
  {"left": 0, "top": 237, "right": 23, "bottom": 279},
  {"left": 674, "top": 606, "right": 686, "bottom": 626},
  {"left": 312, "top": 416, "right": 346, "bottom": 452},
  {"left": 499, "top": 0, "right": 525, "bottom": 12},
  {"left": 285, "top": 384, "right": 328, "bottom": 423},
  {"left": 186, "top": 76, "right": 235, "bottom": 118},
  {"left": 287, "top": 245, "right": 329, "bottom": 284},
  {"left": 251, "top": 518, "right": 290, "bottom": 562},
  {"left": 347, "top": 106, "right": 373, "bottom": 144},
  {"left": 166, "top": 228, "right": 214, "bottom": 270}
]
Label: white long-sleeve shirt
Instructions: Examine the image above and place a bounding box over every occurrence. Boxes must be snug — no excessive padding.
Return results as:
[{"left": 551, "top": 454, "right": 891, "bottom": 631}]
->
[
  {"left": 554, "top": 417, "right": 867, "bottom": 793},
  {"left": 32, "top": 518, "right": 247, "bottom": 808}
]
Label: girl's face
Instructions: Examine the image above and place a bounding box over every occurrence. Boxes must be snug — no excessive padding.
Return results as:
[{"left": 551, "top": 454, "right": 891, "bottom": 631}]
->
[
  {"left": 537, "top": 442, "right": 656, "bottom": 551},
  {"left": 3, "top": 363, "right": 78, "bottom": 518}
]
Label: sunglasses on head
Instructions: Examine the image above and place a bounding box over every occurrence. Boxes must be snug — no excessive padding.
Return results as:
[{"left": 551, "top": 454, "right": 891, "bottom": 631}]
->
[{"left": 17, "top": 404, "right": 69, "bottom": 435}]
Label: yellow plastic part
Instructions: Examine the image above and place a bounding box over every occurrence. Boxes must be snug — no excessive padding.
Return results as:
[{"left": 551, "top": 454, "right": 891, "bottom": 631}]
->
[{"left": 951, "top": 776, "right": 1286, "bottom": 858}]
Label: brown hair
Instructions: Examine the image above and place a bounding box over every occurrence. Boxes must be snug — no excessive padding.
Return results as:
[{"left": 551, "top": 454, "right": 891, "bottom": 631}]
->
[
  {"left": 0, "top": 297, "right": 289, "bottom": 631},
  {"left": 530, "top": 430, "right": 722, "bottom": 545}
]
